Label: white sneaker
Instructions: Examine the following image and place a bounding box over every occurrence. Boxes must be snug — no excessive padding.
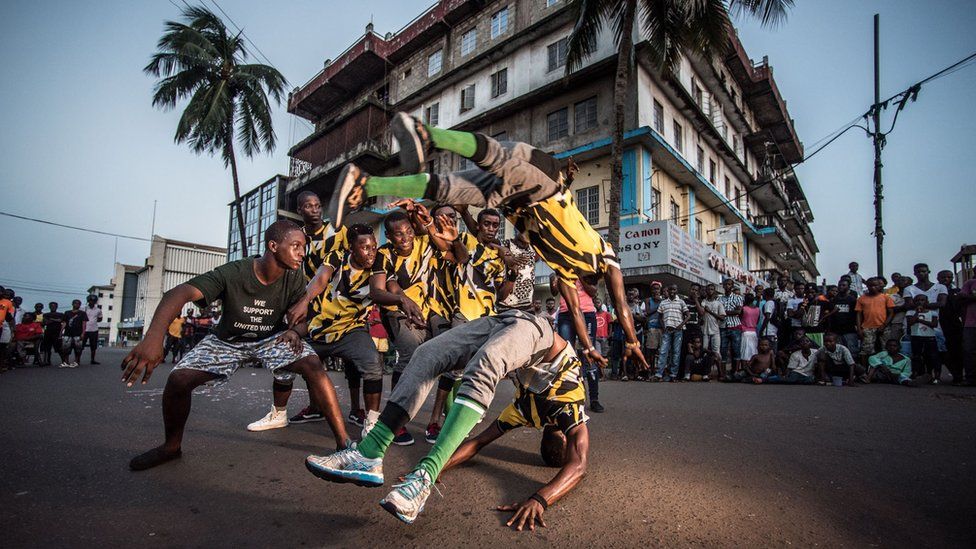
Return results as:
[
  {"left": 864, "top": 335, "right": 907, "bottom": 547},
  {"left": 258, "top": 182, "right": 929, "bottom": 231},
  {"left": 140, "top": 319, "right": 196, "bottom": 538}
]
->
[
  {"left": 305, "top": 446, "right": 384, "bottom": 487},
  {"left": 362, "top": 409, "right": 381, "bottom": 440},
  {"left": 247, "top": 407, "right": 289, "bottom": 432},
  {"left": 380, "top": 468, "right": 434, "bottom": 524}
]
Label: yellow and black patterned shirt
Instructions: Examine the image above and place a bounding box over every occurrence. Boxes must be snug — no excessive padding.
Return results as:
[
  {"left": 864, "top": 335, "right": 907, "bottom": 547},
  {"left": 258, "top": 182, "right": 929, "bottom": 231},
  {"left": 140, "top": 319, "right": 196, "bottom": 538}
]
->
[
  {"left": 307, "top": 250, "right": 383, "bottom": 343},
  {"left": 510, "top": 190, "right": 618, "bottom": 282},
  {"left": 499, "top": 344, "right": 588, "bottom": 434},
  {"left": 450, "top": 233, "right": 506, "bottom": 321},
  {"left": 303, "top": 224, "right": 348, "bottom": 282},
  {"left": 376, "top": 236, "right": 439, "bottom": 320}
]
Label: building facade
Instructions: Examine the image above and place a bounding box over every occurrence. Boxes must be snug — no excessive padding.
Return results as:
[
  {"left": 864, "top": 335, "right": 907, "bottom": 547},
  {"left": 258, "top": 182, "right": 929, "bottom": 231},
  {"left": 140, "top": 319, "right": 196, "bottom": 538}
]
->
[
  {"left": 277, "top": 0, "right": 818, "bottom": 293},
  {"left": 227, "top": 174, "right": 299, "bottom": 262}
]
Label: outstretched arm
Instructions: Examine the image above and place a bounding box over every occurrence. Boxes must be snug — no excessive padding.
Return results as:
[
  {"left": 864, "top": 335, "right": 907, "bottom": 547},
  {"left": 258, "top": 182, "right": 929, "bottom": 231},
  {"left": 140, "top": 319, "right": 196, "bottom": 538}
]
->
[
  {"left": 498, "top": 424, "right": 589, "bottom": 531},
  {"left": 287, "top": 263, "right": 336, "bottom": 327},
  {"left": 443, "top": 422, "right": 506, "bottom": 473},
  {"left": 121, "top": 283, "right": 203, "bottom": 386}
]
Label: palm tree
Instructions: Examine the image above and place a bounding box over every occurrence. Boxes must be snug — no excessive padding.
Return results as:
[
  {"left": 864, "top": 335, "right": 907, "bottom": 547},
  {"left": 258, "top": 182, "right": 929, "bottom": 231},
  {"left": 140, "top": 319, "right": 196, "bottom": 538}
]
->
[
  {"left": 566, "top": 0, "right": 793, "bottom": 251},
  {"left": 145, "top": 5, "right": 287, "bottom": 257}
]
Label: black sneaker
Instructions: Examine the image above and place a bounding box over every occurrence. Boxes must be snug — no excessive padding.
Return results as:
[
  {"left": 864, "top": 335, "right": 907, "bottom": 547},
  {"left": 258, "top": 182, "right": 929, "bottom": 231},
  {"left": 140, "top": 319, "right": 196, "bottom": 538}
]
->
[
  {"left": 393, "top": 427, "right": 415, "bottom": 446},
  {"left": 390, "top": 112, "right": 433, "bottom": 174},
  {"left": 290, "top": 406, "right": 325, "bottom": 424},
  {"left": 425, "top": 422, "right": 441, "bottom": 444},
  {"left": 590, "top": 401, "right": 605, "bottom": 413},
  {"left": 326, "top": 163, "right": 369, "bottom": 228},
  {"left": 347, "top": 409, "right": 365, "bottom": 427}
]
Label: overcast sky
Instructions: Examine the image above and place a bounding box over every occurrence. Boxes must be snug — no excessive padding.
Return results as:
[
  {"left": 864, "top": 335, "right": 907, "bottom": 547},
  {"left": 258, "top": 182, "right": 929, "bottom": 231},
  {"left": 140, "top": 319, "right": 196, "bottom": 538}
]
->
[{"left": 1, "top": 0, "right": 973, "bottom": 310}]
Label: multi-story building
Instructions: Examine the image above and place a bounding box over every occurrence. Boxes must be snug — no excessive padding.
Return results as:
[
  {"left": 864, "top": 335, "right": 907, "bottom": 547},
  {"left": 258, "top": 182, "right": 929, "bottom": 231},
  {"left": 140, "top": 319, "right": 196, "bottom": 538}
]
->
[
  {"left": 91, "top": 237, "right": 226, "bottom": 344},
  {"left": 277, "top": 0, "right": 818, "bottom": 292},
  {"left": 227, "top": 174, "right": 298, "bottom": 262}
]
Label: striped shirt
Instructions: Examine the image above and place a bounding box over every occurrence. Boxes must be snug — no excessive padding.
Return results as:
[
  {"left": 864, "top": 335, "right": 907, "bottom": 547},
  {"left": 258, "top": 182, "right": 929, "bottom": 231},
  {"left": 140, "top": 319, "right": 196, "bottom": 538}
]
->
[
  {"left": 720, "top": 293, "right": 744, "bottom": 328},
  {"left": 658, "top": 297, "right": 688, "bottom": 329}
]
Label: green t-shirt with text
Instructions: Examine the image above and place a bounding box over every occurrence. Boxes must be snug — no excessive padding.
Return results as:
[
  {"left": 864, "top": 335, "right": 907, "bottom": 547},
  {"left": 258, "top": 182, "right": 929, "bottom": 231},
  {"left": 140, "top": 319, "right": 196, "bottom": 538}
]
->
[{"left": 186, "top": 257, "right": 306, "bottom": 342}]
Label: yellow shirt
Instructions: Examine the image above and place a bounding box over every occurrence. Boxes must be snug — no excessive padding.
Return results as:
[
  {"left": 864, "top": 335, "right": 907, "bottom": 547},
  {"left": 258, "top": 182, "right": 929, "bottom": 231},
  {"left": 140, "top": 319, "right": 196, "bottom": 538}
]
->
[
  {"left": 168, "top": 317, "right": 185, "bottom": 338},
  {"left": 450, "top": 233, "right": 506, "bottom": 321},
  {"left": 304, "top": 224, "right": 347, "bottom": 282},
  {"left": 377, "top": 236, "right": 438, "bottom": 320},
  {"left": 307, "top": 251, "right": 382, "bottom": 343}
]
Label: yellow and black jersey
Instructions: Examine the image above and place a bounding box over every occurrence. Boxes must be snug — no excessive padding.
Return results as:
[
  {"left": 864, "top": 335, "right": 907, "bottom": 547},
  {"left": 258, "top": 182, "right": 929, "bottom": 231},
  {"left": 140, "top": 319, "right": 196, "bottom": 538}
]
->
[
  {"left": 427, "top": 253, "right": 457, "bottom": 321},
  {"left": 307, "top": 250, "right": 382, "bottom": 343},
  {"left": 498, "top": 345, "right": 588, "bottom": 435},
  {"left": 303, "top": 224, "right": 348, "bottom": 282},
  {"left": 450, "top": 232, "right": 506, "bottom": 321},
  {"left": 509, "top": 190, "right": 618, "bottom": 282},
  {"left": 376, "top": 236, "right": 438, "bottom": 320}
]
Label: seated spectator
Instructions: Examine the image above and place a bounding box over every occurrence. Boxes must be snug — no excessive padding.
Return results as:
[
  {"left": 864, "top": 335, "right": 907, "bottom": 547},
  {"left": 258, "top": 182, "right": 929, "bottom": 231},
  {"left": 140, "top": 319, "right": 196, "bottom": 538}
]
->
[
  {"left": 731, "top": 338, "right": 774, "bottom": 383},
  {"left": 739, "top": 294, "right": 760, "bottom": 361},
  {"left": 866, "top": 339, "right": 915, "bottom": 386},
  {"left": 906, "top": 294, "right": 941, "bottom": 383},
  {"left": 767, "top": 336, "right": 817, "bottom": 384},
  {"left": 816, "top": 332, "right": 861, "bottom": 386},
  {"left": 13, "top": 312, "right": 43, "bottom": 366},
  {"left": 683, "top": 335, "right": 717, "bottom": 382},
  {"left": 775, "top": 328, "right": 820, "bottom": 375}
]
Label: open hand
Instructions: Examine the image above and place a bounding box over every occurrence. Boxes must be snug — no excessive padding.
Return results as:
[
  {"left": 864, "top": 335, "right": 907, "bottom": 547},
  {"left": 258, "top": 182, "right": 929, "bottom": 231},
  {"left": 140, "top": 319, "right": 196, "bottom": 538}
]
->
[
  {"left": 497, "top": 499, "right": 547, "bottom": 531},
  {"left": 276, "top": 328, "right": 305, "bottom": 354},
  {"left": 431, "top": 214, "right": 459, "bottom": 242},
  {"left": 121, "top": 340, "right": 164, "bottom": 387}
]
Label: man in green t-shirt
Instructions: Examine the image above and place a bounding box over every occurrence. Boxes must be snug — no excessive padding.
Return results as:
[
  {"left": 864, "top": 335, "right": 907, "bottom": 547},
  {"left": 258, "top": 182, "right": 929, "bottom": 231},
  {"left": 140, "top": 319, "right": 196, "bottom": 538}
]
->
[{"left": 121, "top": 220, "right": 351, "bottom": 471}]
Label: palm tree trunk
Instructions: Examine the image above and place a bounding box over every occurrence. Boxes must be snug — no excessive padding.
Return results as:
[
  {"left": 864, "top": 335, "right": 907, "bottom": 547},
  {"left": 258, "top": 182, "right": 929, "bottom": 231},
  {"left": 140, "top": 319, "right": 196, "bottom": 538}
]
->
[
  {"left": 607, "top": 0, "right": 637, "bottom": 253},
  {"left": 227, "top": 124, "right": 248, "bottom": 258}
]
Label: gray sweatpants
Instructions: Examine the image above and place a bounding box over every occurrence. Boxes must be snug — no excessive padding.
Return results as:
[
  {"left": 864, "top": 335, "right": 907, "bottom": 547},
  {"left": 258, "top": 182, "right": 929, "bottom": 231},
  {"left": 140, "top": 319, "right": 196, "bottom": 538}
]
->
[
  {"left": 432, "top": 135, "right": 563, "bottom": 208},
  {"left": 389, "top": 310, "right": 555, "bottom": 419}
]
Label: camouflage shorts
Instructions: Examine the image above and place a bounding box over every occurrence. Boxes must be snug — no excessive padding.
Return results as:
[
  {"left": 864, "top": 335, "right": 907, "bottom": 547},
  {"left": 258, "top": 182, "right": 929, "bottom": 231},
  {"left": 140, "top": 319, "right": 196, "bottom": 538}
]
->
[{"left": 173, "top": 333, "right": 315, "bottom": 386}]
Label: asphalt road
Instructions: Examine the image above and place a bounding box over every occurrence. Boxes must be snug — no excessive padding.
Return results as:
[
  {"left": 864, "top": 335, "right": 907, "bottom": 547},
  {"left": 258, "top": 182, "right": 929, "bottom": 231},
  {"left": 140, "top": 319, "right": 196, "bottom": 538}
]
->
[{"left": 2, "top": 347, "right": 974, "bottom": 548}]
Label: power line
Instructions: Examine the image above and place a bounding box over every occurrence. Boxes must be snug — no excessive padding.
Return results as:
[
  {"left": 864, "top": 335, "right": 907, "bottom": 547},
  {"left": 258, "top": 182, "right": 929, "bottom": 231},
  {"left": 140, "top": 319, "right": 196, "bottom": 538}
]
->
[
  {"left": 205, "top": 0, "right": 277, "bottom": 68},
  {"left": 0, "top": 211, "right": 152, "bottom": 242}
]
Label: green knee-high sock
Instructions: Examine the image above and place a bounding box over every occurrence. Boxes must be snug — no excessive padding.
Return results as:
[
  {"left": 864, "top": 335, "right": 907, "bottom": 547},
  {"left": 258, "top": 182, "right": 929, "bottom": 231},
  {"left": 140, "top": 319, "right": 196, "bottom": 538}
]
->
[
  {"left": 357, "top": 420, "right": 395, "bottom": 460},
  {"left": 417, "top": 396, "right": 485, "bottom": 481},
  {"left": 365, "top": 173, "right": 430, "bottom": 198},
  {"left": 427, "top": 126, "right": 477, "bottom": 158},
  {"left": 442, "top": 379, "right": 462, "bottom": 416}
]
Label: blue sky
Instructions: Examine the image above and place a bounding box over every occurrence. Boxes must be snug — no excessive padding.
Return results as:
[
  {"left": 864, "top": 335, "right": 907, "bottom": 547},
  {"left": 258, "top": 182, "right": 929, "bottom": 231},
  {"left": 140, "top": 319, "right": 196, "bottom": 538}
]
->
[{"left": 1, "top": 0, "right": 973, "bottom": 310}]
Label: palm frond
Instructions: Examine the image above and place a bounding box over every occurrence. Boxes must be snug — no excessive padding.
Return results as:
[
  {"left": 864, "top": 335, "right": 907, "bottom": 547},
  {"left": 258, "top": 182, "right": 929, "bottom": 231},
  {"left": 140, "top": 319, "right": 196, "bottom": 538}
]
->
[
  {"left": 685, "top": 0, "right": 731, "bottom": 59},
  {"left": 566, "top": 0, "right": 615, "bottom": 74},
  {"left": 729, "top": 0, "right": 794, "bottom": 28},
  {"left": 235, "top": 63, "right": 288, "bottom": 104}
]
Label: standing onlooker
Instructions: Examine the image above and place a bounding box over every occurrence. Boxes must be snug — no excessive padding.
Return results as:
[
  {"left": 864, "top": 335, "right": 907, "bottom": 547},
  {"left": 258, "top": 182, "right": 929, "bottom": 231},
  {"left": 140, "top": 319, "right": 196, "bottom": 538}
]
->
[
  {"left": 936, "top": 270, "right": 964, "bottom": 384},
  {"left": 61, "top": 300, "right": 87, "bottom": 368},
  {"left": 654, "top": 284, "right": 688, "bottom": 382},
  {"left": 829, "top": 278, "right": 860, "bottom": 356},
  {"left": 907, "top": 294, "right": 941, "bottom": 383},
  {"left": 700, "top": 283, "right": 726, "bottom": 378},
  {"left": 885, "top": 275, "right": 913, "bottom": 348},
  {"left": 631, "top": 280, "right": 661, "bottom": 378},
  {"left": 541, "top": 297, "right": 557, "bottom": 329},
  {"left": 12, "top": 296, "right": 25, "bottom": 325},
  {"left": 886, "top": 273, "right": 903, "bottom": 295},
  {"left": 165, "top": 314, "right": 186, "bottom": 363},
  {"left": 0, "top": 290, "right": 16, "bottom": 371},
  {"left": 758, "top": 287, "right": 778, "bottom": 350},
  {"left": 855, "top": 277, "right": 894, "bottom": 364},
  {"left": 679, "top": 283, "right": 704, "bottom": 380},
  {"left": 719, "top": 278, "right": 744, "bottom": 375},
  {"left": 773, "top": 275, "right": 796, "bottom": 342},
  {"left": 554, "top": 276, "right": 604, "bottom": 412},
  {"left": 959, "top": 275, "right": 976, "bottom": 386},
  {"left": 40, "top": 302, "right": 65, "bottom": 366},
  {"left": 903, "top": 263, "right": 948, "bottom": 312},
  {"left": 739, "top": 294, "right": 760, "bottom": 362},
  {"left": 82, "top": 295, "right": 103, "bottom": 364},
  {"left": 846, "top": 261, "right": 866, "bottom": 295},
  {"left": 594, "top": 298, "right": 612, "bottom": 370}
]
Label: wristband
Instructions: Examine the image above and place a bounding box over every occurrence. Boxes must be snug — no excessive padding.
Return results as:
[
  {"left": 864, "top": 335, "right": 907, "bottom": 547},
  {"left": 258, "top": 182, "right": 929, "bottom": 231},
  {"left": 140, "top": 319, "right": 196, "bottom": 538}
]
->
[
  {"left": 422, "top": 219, "right": 433, "bottom": 228},
  {"left": 529, "top": 493, "right": 549, "bottom": 510},
  {"left": 625, "top": 341, "right": 641, "bottom": 349}
]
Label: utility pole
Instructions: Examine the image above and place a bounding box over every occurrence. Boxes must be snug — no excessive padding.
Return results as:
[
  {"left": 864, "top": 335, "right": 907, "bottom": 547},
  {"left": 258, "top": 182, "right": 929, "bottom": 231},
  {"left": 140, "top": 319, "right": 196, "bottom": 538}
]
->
[{"left": 872, "top": 14, "right": 884, "bottom": 276}]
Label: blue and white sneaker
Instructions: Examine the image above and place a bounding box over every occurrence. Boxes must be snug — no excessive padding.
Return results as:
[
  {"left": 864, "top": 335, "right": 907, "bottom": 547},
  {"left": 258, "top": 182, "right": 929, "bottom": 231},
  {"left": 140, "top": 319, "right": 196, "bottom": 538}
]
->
[
  {"left": 305, "top": 446, "right": 383, "bottom": 487},
  {"left": 379, "top": 468, "right": 434, "bottom": 524}
]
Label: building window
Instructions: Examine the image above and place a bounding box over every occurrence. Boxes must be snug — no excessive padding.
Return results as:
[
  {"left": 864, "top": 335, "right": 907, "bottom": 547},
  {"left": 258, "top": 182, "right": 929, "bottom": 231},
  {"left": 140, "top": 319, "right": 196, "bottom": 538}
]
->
[
  {"left": 733, "top": 134, "right": 741, "bottom": 157},
  {"left": 670, "top": 198, "right": 680, "bottom": 222},
  {"left": 490, "top": 6, "right": 509, "bottom": 39},
  {"left": 696, "top": 146, "right": 704, "bottom": 173},
  {"left": 490, "top": 68, "right": 508, "bottom": 98},
  {"left": 672, "top": 120, "right": 683, "bottom": 154},
  {"left": 402, "top": 68, "right": 412, "bottom": 80},
  {"left": 108, "top": 305, "right": 113, "bottom": 311},
  {"left": 651, "top": 188, "right": 661, "bottom": 220},
  {"left": 695, "top": 218, "right": 704, "bottom": 241},
  {"left": 709, "top": 160, "right": 717, "bottom": 184},
  {"left": 574, "top": 96, "right": 598, "bottom": 132},
  {"left": 724, "top": 176, "right": 731, "bottom": 198},
  {"left": 547, "top": 107, "right": 569, "bottom": 141},
  {"left": 459, "top": 84, "right": 475, "bottom": 112},
  {"left": 577, "top": 186, "right": 600, "bottom": 226},
  {"left": 428, "top": 49, "right": 442, "bottom": 77},
  {"left": 547, "top": 37, "right": 568, "bottom": 72},
  {"left": 652, "top": 100, "right": 664, "bottom": 134},
  {"left": 458, "top": 155, "right": 473, "bottom": 171},
  {"left": 460, "top": 28, "right": 477, "bottom": 57},
  {"left": 492, "top": 131, "right": 509, "bottom": 141},
  {"left": 97, "top": 305, "right": 102, "bottom": 310},
  {"left": 693, "top": 80, "right": 703, "bottom": 108},
  {"left": 98, "top": 292, "right": 104, "bottom": 298},
  {"left": 107, "top": 318, "right": 111, "bottom": 323},
  {"left": 424, "top": 102, "right": 439, "bottom": 126}
]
